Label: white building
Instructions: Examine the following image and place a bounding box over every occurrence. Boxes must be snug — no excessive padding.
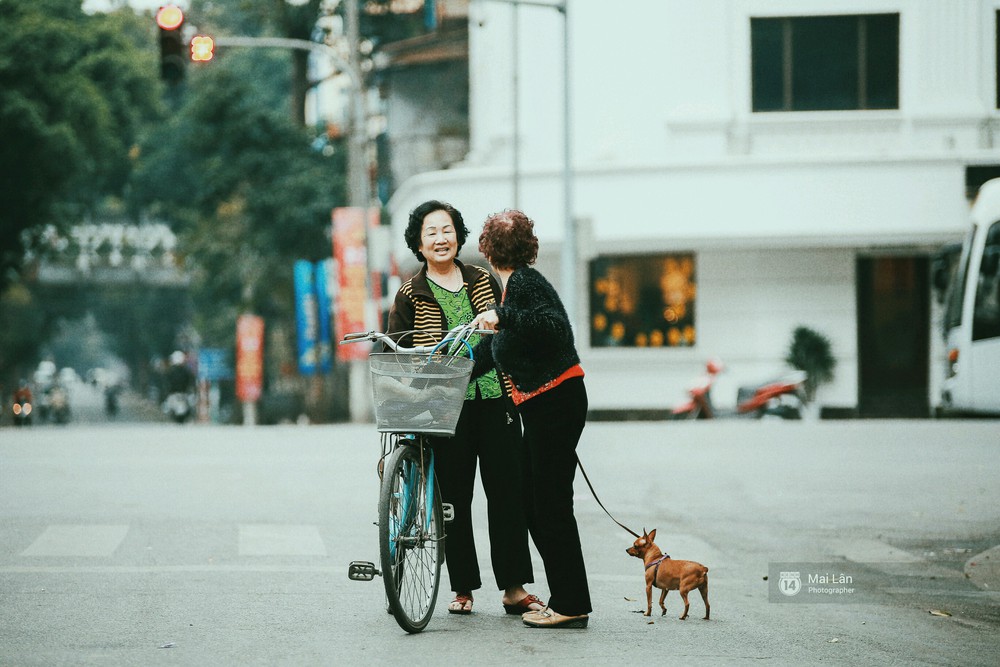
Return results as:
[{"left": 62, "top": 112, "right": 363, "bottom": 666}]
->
[{"left": 386, "top": 0, "right": 1000, "bottom": 417}]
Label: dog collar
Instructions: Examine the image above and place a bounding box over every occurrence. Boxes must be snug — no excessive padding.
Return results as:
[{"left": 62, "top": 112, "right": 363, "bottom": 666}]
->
[{"left": 645, "top": 554, "right": 670, "bottom": 570}]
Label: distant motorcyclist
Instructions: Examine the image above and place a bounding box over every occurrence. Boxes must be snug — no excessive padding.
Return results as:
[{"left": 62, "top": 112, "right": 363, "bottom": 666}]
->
[
  {"left": 12, "top": 379, "right": 33, "bottom": 426},
  {"left": 166, "top": 351, "right": 195, "bottom": 394},
  {"left": 45, "top": 383, "right": 71, "bottom": 424},
  {"left": 13, "top": 379, "right": 32, "bottom": 405},
  {"left": 105, "top": 382, "right": 121, "bottom": 418},
  {"left": 163, "top": 351, "right": 195, "bottom": 423}
]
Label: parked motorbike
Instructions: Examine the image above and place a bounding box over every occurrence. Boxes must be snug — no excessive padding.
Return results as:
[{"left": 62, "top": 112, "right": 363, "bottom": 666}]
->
[
  {"left": 734, "top": 370, "right": 808, "bottom": 419},
  {"left": 671, "top": 359, "right": 807, "bottom": 420},
  {"left": 671, "top": 359, "right": 724, "bottom": 419},
  {"left": 163, "top": 392, "right": 193, "bottom": 423}
]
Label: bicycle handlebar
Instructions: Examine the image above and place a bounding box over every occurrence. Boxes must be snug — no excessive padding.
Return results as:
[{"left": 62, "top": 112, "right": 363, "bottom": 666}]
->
[{"left": 339, "top": 323, "right": 492, "bottom": 354}]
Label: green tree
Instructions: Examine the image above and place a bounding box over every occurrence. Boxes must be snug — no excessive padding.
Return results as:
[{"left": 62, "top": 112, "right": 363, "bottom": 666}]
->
[
  {"left": 0, "top": 0, "right": 161, "bottom": 287},
  {"left": 0, "top": 0, "right": 163, "bottom": 388},
  {"left": 130, "top": 53, "right": 345, "bottom": 348},
  {"left": 189, "top": 0, "right": 327, "bottom": 126}
]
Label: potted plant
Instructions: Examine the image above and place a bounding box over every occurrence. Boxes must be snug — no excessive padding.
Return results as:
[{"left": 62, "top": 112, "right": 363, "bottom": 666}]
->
[{"left": 785, "top": 326, "right": 836, "bottom": 405}]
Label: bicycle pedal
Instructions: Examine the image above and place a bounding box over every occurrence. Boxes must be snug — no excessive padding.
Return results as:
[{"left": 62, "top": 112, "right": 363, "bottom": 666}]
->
[
  {"left": 441, "top": 503, "right": 455, "bottom": 522},
  {"left": 348, "top": 560, "right": 380, "bottom": 581}
]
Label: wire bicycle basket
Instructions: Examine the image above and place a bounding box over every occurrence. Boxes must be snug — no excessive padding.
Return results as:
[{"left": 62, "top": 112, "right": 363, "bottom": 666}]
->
[{"left": 369, "top": 352, "right": 474, "bottom": 435}]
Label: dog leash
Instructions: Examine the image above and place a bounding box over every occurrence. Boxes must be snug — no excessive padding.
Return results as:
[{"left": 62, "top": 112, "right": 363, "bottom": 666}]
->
[{"left": 576, "top": 456, "right": 641, "bottom": 538}]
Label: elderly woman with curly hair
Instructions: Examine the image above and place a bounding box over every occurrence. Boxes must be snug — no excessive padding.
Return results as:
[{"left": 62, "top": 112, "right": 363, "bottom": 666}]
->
[
  {"left": 385, "top": 200, "right": 543, "bottom": 617},
  {"left": 471, "top": 209, "right": 592, "bottom": 629}
]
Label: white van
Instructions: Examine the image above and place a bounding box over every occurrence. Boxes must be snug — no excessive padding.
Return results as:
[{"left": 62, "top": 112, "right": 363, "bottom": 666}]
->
[{"left": 940, "top": 179, "right": 1000, "bottom": 415}]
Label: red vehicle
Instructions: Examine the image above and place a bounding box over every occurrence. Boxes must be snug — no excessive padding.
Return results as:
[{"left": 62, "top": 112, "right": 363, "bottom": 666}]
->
[{"left": 672, "top": 360, "right": 807, "bottom": 420}]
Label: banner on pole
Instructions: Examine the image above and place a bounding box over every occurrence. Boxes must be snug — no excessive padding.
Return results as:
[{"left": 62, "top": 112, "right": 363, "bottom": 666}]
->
[
  {"left": 315, "top": 259, "right": 333, "bottom": 373},
  {"left": 294, "top": 260, "right": 319, "bottom": 375},
  {"left": 333, "top": 207, "right": 370, "bottom": 361},
  {"left": 235, "top": 314, "right": 264, "bottom": 402}
]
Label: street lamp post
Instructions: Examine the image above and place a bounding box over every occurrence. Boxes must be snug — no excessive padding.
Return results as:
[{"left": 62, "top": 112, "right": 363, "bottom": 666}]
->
[{"left": 478, "top": 0, "right": 574, "bottom": 328}]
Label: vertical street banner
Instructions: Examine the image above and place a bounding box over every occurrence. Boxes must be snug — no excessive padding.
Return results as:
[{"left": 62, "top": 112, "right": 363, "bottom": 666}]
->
[
  {"left": 315, "top": 259, "right": 334, "bottom": 373},
  {"left": 333, "top": 207, "right": 370, "bottom": 361},
  {"left": 366, "top": 209, "right": 387, "bottom": 330},
  {"left": 235, "top": 314, "right": 264, "bottom": 402},
  {"left": 294, "top": 260, "right": 319, "bottom": 375}
]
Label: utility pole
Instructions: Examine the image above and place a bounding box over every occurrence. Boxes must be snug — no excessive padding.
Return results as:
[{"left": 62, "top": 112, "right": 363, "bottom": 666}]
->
[{"left": 344, "top": 0, "right": 369, "bottom": 209}]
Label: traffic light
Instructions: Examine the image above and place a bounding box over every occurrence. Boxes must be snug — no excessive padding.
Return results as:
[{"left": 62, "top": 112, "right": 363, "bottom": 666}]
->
[
  {"left": 190, "top": 35, "right": 215, "bottom": 63},
  {"left": 156, "top": 5, "right": 186, "bottom": 84}
]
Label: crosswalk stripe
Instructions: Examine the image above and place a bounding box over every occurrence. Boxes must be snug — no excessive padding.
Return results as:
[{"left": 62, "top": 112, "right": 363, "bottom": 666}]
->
[
  {"left": 238, "top": 524, "right": 327, "bottom": 556},
  {"left": 20, "top": 525, "right": 129, "bottom": 557}
]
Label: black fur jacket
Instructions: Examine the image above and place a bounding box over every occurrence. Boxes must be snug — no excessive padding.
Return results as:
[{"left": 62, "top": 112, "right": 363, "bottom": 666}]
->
[{"left": 472, "top": 267, "right": 580, "bottom": 393}]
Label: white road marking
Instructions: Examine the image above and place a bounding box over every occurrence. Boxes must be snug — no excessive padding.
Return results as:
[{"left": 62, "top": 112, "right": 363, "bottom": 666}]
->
[
  {"left": 20, "top": 525, "right": 129, "bottom": 557},
  {"left": 238, "top": 524, "right": 327, "bottom": 556}
]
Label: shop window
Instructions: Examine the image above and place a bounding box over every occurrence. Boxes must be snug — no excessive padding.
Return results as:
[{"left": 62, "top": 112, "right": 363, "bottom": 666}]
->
[
  {"left": 751, "top": 14, "right": 899, "bottom": 112},
  {"left": 589, "top": 254, "right": 696, "bottom": 348},
  {"left": 973, "top": 221, "right": 1000, "bottom": 341}
]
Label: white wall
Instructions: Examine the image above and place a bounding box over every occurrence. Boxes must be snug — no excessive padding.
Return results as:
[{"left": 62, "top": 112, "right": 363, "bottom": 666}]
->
[
  {"left": 386, "top": 0, "right": 1000, "bottom": 412},
  {"left": 463, "top": 0, "right": 1000, "bottom": 169}
]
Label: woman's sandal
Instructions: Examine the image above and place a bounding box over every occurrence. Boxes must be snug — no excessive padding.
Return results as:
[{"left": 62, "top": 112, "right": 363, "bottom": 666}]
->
[
  {"left": 503, "top": 594, "right": 545, "bottom": 615},
  {"left": 448, "top": 593, "right": 474, "bottom": 615}
]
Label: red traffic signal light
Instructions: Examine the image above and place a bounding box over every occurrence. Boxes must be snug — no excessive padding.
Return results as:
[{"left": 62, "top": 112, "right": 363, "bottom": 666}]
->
[
  {"left": 156, "top": 5, "right": 184, "bottom": 31},
  {"left": 190, "top": 35, "right": 215, "bottom": 62}
]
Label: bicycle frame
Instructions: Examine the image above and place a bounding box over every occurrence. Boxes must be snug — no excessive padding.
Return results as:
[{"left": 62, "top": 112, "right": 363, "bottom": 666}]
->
[
  {"left": 385, "top": 436, "right": 438, "bottom": 561},
  {"left": 345, "top": 324, "right": 486, "bottom": 633}
]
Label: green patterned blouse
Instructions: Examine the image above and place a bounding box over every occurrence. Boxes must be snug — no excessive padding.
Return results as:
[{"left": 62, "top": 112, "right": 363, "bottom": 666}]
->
[{"left": 428, "top": 279, "right": 502, "bottom": 400}]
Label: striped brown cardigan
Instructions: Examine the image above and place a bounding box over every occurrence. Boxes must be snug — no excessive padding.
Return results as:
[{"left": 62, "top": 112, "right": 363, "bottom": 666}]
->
[
  {"left": 386, "top": 260, "right": 513, "bottom": 398},
  {"left": 387, "top": 260, "right": 499, "bottom": 346}
]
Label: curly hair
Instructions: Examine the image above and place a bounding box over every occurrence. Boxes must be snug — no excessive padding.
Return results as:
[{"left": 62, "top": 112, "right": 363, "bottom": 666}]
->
[
  {"left": 404, "top": 200, "right": 469, "bottom": 262},
  {"left": 478, "top": 209, "right": 539, "bottom": 269}
]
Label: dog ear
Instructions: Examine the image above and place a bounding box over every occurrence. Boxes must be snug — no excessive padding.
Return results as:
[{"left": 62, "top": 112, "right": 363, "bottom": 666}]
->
[
  {"left": 648, "top": 528, "right": 657, "bottom": 542},
  {"left": 642, "top": 527, "right": 647, "bottom": 538}
]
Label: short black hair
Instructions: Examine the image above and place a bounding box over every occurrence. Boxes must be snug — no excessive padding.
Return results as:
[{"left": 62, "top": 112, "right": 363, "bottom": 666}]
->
[{"left": 405, "top": 200, "right": 469, "bottom": 262}]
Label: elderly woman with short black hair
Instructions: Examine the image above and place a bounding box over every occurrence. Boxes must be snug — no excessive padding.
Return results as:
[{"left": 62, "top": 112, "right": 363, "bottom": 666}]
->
[
  {"left": 386, "top": 200, "right": 543, "bottom": 617},
  {"left": 471, "top": 209, "right": 592, "bottom": 629}
]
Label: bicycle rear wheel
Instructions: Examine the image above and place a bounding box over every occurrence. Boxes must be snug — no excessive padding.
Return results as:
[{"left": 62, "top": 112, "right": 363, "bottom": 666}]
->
[{"left": 378, "top": 440, "right": 444, "bottom": 633}]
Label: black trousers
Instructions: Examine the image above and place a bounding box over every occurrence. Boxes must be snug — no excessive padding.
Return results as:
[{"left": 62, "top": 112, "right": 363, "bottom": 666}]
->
[
  {"left": 432, "top": 397, "right": 534, "bottom": 593},
  {"left": 518, "top": 376, "right": 592, "bottom": 616}
]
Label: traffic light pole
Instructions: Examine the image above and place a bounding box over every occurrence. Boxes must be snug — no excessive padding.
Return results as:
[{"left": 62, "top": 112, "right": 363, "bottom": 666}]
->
[{"left": 213, "top": 36, "right": 370, "bottom": 209}]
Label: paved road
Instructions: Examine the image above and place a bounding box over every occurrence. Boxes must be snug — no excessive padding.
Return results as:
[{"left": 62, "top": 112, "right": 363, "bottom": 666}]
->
[{"left": 1, "top": 420, "right": 998, "bottom": 665}]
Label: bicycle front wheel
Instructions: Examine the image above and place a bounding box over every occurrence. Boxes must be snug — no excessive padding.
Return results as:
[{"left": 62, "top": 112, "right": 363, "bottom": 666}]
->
[{"left": 378, "top": 441, "right": 444, "bottom": 633}]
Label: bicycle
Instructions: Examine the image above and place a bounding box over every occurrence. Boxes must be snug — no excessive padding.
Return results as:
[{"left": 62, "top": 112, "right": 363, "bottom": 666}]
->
[{"left": 344, "top": 324, "right": 487, "bottom": 633}]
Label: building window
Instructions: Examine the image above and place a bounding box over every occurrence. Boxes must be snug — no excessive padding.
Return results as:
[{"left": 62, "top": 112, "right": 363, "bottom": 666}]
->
[
  {"left": 589, "top": 254, "right": 697, "bottom": 348},
  {"left": 751, "top": 14, "right": 899, "bottom": 112}
]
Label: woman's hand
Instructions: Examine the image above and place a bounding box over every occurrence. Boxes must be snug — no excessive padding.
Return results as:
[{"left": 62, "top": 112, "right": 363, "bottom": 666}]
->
[{"left": 472, "top": 309, "right": 499, "bottom": 332}]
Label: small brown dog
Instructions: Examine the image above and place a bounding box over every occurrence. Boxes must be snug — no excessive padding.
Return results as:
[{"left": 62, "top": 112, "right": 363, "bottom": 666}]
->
[{"left": 625, "top": 529, "right": 710, "bottom": 620}]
